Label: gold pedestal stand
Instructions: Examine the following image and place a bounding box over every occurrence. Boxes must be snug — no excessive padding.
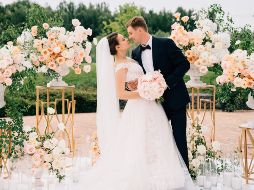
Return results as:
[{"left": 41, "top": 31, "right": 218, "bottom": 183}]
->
[
  {"left": 0, "top": 127, "right": 12, "bottom": 178},
  {"left": 35, "top": 86, "right": 76, "bottom": 155},
  {"left": 187, "top": 84, "right": 216, "bottom": 141},
  {"left": 239, "top": 123, "right": 254, "bottom": 183}
]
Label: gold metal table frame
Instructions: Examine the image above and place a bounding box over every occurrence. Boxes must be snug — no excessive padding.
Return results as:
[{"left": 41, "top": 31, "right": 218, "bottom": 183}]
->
[
  {"left": 187, "top": 84, "right": 216, "bottom": 142},
  {"left": 0, "top": 127, "right": 12, "bottom": 178},
  {"left": 239, "top": 123, "right": 254, "bottom": 183},
  {"left": 36, "top": 86, "right": 76, "bottom": 155}
]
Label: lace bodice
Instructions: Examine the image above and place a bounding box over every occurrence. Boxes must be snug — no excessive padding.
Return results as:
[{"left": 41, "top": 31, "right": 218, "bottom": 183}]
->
[{"left": 115, "top": 58, "right": 144, "bottom": 82}]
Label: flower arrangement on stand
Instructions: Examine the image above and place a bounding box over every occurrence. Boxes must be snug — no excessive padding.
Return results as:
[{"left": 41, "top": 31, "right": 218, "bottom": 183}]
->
[
  {"left": 24, "top": 126, "right": 70, "bottom": 182},
  {"left": 0, "top": 42, "right": 27, "bottom": 107},
  {"left": 170, "top": 12, "right": 230, "bottom": 86},
  {"left": 216, "top": 49, "right": 254, "bottom": 90},
  {"left": 17, "top": 19, "right": 94, "bottom": 86},
  {"left": 216, "top": 49, "right": 254, "bottom": 126},
  {"left": 187, "top": 118, "right": 222, "bottom": 180}
]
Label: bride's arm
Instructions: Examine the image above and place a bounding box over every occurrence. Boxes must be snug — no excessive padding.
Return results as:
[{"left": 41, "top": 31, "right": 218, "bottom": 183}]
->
[{"left": 115, "top": 68, "right": 141, "bottom": 100}]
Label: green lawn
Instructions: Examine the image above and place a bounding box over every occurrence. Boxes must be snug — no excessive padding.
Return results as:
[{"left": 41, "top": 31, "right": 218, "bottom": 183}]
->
[
  {"left": 52, "top": 64, "right": 217, "bottom": 91},
  {"left": 35, "top": 64, "right": 97, "bottom": 91}
]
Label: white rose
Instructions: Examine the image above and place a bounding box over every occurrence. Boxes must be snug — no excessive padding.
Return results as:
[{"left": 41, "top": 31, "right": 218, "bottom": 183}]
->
[
  {"left": 235, "top": 40, "right": 241, "bottom": 45},
  {"left": 66, "top": 38, "right": 74, "bottom": 48},
  {"left": 44, "top": 154, "right": 53, "bottom": 162},
  {"left": 93, "top": 38, "right": 97, "bottom": 45},
  {"left": 29, "top": 132, "right": 38, "bottom": 141},
  {"left": 66, "top": 60, "right": 74, "bottom": 67},
  {"left": 37, "top": 65, "right": 48, "bottom": 73},
  {"left": 17, "top": 36, "right": 24, "bottom": 45},
  {"left": 47, "top": 107, "right": 55, "bottom": 115},
  {"left": 58, "top": 139, "right": 66, "bottom": 149},
  {"left": 22, "top": 60, "right": 33, "bottom": 69},
  {"left": 212, "top": 141, "right": 221, "bottom": 152},
  {"left": 233, "top": 77, "right": 244, "bottom": 88},
  {"left": 214, "top": 42, "right": 223, "bottom": 49},
  {"left": 50, "top": 138, "right": 58, "bottom": 146},
  {"left": 53, "top": 47, "right": 61, "bottom": 54},
  {"left": 83, "top": 65, "right": 91, "bottom": 73},
  {"left": 23, "top": 125, "right": 32, "bottom": 133},
  {"left": 191, "top": 158, "right": 201, "bottom": 168},
  {"left": 58, "top": 122, "right": 65, "bottom": 131},
  {"left": 249, "top": 53, "right": 254, "bottom": 61},
  {"left": 43, "top": 140, "right": 52, "bottom": 149},
  {"left": 86, "top": 41, "right": 92, "bottom": 50},
  {"left": 0, "top": 60, "right": 8, "bottom": 69},
  {"left": 197, "top": 145, "right": 207, "bottom": 155},
  {"left": 72, "top": 19, "right": 81, "bottom": 27},
  {"left": 52, "top": 158, "right": 64, "bottom": 170},
  {"left": 201, "top": 125, "right": 209, "bottom": 133},
  {"left": 85, "top": 28, "right": 92, "bottom": 36},
  {"left": 199, "top": 66, "right": 208, "bottom": 74},
  {"left": 52, "top": 146, "right": 62, "bottom": 156},
  {"left": 64, "top": 148, "right": 70, "bottom": 155}
]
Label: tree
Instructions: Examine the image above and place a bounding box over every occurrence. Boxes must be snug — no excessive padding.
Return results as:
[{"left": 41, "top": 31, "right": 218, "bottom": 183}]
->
[
  {"left": 103, "top": 3, "right": 141, "bottom": 36},
  {"left": 75, "top": 3, "right": 113, "bottom": 38}
]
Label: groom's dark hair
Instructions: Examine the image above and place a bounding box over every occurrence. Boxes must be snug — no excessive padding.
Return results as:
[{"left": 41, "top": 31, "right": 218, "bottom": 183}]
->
[{"left": 126, "top": 16, "right": 148, "bottom": 32}]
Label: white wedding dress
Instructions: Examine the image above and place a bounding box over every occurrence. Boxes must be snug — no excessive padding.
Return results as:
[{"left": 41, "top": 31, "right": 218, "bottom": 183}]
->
[{"left": 76, "top": 58, "right": 197, "bottom": 190}]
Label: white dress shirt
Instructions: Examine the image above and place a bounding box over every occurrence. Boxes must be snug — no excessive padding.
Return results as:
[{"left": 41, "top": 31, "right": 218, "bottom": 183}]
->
[{"left": 141, "top": 35, "right": 154, "bottom": 73}]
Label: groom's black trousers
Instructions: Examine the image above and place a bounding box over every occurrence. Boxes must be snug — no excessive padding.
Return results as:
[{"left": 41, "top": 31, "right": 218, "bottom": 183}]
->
[{"left": 162, "top": 104, "right": 189, "bottom": 169}]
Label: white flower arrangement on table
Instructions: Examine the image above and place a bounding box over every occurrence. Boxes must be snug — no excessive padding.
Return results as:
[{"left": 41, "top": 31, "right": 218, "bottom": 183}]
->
[
  {"left": 24, "top": 126, "right": 70, "bottom": 182},
  {"left": 170, "top": 12, "right": 230, "bottom": 74},
  {"left": 0, "top": 42, "right": 27, "bottom": 86},
  {"left": 137, "top": 71, "right": 167, "bottom": 102},
  {"left": 216, "top": 49, "right": 254, "bottom": 90},
  {"left": 17, "top": 19, "right": 95, "bottom": 76},
  {"left": 187, "top": 118, "right": 223, "bottom": 179}
]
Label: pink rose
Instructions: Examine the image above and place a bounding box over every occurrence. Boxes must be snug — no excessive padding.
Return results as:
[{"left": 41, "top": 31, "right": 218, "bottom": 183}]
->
[
  {"left": 181, "top": 16, "right": 189, "bottom": 23},
  {"left": 43, "top": 23, "right": 49, "bottom": 30},
  {"left": 85, "top": 28, "right": 92, "bottom": 36},
  {"left": 72, "top": 19, "right": 81, "bottom": 27},
  {"left": 25, "top": 143, "right": 36, "bottom": 155},
  {"left": 4, "top": 78, "right": 12, "bottom": 86},
  {"left": 31, "top": 26, "right": 38, "bottom": 37},
  {"left": 85, "top": 55, "right": 92, "bottom": 64}
]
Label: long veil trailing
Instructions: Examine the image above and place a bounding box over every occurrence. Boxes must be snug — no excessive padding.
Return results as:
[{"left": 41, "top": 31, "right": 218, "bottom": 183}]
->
[{"left": 96, "top": 37, "right": 120, "bottom": 155}]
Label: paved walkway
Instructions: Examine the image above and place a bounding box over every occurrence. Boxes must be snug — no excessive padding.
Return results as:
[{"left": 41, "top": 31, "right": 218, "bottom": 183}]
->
[{"left": 23, "top": 110, "right": 254, "bottom": 153}]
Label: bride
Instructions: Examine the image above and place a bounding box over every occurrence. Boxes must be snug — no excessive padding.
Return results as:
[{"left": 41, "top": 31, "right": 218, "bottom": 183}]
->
[{"left": 76, "top": 33, "right": 197, "bottom": 190}]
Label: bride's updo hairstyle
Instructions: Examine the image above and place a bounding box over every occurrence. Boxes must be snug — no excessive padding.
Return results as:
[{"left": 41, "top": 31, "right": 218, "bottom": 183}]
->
[{"left": 107, "top": 32, "right": 119, "bottom": 55}]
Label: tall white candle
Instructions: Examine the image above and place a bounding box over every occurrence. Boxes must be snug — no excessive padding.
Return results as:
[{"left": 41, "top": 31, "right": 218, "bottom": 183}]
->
[
  {"left": 231, "top": 176, "right": 242, "bottom": 190},
  {"left": 196, "top": 175, "right": 205, "bottom": 186},
  {"left": 210, "top": 176, "right": 217, "bottom": 186},
  {"left": 204, "top": 180, "right": 212, "bottom": 189},
  {"left": 223, "top": 172, "right": 233, "bottom": 187}
]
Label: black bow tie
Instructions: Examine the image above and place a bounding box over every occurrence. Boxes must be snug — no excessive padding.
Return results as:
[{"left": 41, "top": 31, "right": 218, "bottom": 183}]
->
[{"left": 140, "top": 44, "right": 151, "bottom": 52}]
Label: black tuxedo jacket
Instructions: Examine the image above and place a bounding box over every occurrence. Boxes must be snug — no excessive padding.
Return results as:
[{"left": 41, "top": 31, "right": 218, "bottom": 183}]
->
[{"left": 132, "top": 36, "right": 190, "bottom": 111}]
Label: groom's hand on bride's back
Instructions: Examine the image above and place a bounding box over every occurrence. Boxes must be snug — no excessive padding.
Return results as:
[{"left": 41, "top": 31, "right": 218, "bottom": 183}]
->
[{"left": 126, "top": 79, "right": 138, "bottom": 91}]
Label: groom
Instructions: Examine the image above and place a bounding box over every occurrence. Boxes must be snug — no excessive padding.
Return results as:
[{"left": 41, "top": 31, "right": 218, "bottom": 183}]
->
[{"left": 126, "top": 16, "right": 191, "bottom": 168}]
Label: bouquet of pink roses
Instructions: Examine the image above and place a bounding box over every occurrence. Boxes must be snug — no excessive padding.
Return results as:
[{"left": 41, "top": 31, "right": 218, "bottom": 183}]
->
[{"left": 137, "top": 71, "right": 167, "bottom": 101}]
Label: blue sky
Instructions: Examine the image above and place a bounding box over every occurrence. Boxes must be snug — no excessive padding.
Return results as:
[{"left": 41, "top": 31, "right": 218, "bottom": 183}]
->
[{"left": 1, "top": 0, "right": 254, "bottom": 29}]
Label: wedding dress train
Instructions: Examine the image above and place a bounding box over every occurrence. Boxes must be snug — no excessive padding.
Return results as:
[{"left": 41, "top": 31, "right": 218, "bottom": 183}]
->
[{"left": 75, "top": 60, "right": 197, "bottom": 190}]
